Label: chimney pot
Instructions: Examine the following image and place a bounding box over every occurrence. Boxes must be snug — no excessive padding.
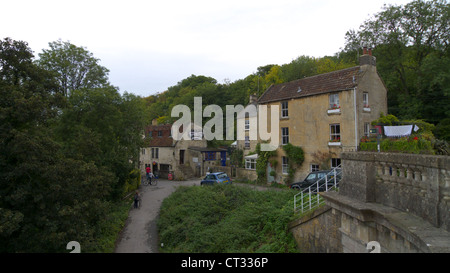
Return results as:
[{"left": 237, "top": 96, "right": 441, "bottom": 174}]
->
[{"left": 363, "top": 46, "right": 368, "bottom": 55}]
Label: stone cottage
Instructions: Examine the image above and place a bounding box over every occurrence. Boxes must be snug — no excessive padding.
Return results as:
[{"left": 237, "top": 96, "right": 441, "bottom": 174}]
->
[{"left": 255, "top": 48, "right": 388, "bottom": 182}]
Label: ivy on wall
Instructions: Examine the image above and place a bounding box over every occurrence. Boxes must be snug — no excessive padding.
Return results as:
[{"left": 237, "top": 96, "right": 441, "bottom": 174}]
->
[
  {"left": 255, "top": 143, "right": 277, "bottom": 183},
  {"left": 253, "top": 143, "right": 304, "bottom": 184},
  {"left": 282, "top": 143, "right": 305, "bottom": 184}
]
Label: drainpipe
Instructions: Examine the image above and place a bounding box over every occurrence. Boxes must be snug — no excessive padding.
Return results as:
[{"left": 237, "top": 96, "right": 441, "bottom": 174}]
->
[{"left": 354, "top": 87, "right": 358, "bottom": 151}]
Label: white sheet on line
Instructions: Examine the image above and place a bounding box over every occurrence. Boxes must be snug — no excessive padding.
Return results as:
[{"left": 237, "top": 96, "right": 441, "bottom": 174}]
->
[{"left": 384, "top": 125, "right": 413, "bottom": 137}]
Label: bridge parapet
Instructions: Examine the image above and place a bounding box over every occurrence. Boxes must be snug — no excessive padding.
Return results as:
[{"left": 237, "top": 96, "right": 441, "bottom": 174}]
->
[
  {"left": 340, "top": 152, "right": 450, "bottom": 232},
  {"left": 289, "top": 152, "right": 450, "bottom": 252}
]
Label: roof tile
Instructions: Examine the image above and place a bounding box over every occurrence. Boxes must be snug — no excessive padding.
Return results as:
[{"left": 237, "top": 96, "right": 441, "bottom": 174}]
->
[
  {"left": 144, "top": 124, "right": 174, "bottom": 147},
  {"left": 258, "top": 66, "right": 361, "bottom": 104}
]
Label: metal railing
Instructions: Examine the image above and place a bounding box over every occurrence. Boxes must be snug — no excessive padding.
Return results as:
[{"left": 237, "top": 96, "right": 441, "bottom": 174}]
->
[{"left": 294, "top": 166, "right": 342, "bottom": 214}]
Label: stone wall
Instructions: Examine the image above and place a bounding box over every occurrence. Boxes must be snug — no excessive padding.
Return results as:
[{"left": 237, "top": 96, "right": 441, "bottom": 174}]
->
[
  {"left": 289, "top": 151, "right": 450, "bottom": 253},
  {"left": 288, "top": 206, "right": 342, "bottom": 253},
  {"left": 340, "top": 152, "right": 450, "bottom": 231},
  {"left": 212, "top": 165, "right": 258, "bottom": 182}
]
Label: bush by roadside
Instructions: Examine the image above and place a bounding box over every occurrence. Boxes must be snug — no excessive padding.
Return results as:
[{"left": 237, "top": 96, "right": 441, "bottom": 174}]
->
[
  {"left": 157, "top": 184, "right": 299, "bottom": 253},
  {"left": 83, "top": 200, "right": 130, "bottom": 253}
]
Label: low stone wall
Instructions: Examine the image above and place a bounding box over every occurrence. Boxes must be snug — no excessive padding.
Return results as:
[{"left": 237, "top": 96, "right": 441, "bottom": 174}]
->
[
  {"left": 211, "top": 166, "right": 258, "bottom": 182},
  {"left": 288, "top": 206, "right": 342, "bottom": 253},
  {"left": 340, "top": 152, "right": 450, "bottom": 231},
  {"left": 236, "top": 168, "right": 258, "bottom": 181},
  {"left": 289, "top": 152, "right": 450, "bottom": 253}
]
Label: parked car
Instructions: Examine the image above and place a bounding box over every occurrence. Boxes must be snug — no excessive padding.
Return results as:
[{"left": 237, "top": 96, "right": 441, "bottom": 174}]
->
[
  {"left": 200, "top": 172, "right": 232, "bottom": 186},
  {"left": 289, "top": 170, "right": 341, "bottom": 191}
]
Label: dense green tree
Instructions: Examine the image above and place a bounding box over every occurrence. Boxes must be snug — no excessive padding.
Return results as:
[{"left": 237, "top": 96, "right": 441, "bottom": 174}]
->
[
  {"left": 344, "top": 0, "right": 450, "bottom": 134},
  {"left": 280, "top": 55, "right": 318, "bottom": 82},
  {"left": 1, "top": 37, "right": 149, "bottom": 252},
  {"left": 53, "top": 87, "right": 148, "bottom": 199},
  {"left": 37, "top": 40, "right": 110, "bottom": 97},
  {"left": 0, "top": 38, "right": 113, "bottom": 252}
]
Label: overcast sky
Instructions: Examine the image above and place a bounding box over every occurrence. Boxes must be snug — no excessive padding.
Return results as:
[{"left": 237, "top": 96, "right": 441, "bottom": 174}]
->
[{"left": 4, "top": 0, "right": 412, "bottom": 97}]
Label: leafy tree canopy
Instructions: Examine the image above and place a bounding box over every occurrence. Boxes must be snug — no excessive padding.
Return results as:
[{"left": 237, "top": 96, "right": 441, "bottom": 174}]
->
[
  {"left": 37, "top": 39, "right": 110, "bottom": 96},
  {"left": 344, "top": 0, "right": 450, "bottom": 136},
  {"left": 0, "top": 38, "right": 148, "bottom": 252}
]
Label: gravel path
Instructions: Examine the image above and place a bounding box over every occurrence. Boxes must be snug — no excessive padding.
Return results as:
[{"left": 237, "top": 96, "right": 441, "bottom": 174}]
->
[{"left": 114, "top": 178, "right": 200, "bottom": 253}]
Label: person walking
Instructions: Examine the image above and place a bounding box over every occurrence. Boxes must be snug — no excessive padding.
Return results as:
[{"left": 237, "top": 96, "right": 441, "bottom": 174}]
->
[
  {"left": 133, "top": 190, "right": 141, "bottom": 209},
  {"left": 145, "top": 166, "right": 151, "bottom": 180}
]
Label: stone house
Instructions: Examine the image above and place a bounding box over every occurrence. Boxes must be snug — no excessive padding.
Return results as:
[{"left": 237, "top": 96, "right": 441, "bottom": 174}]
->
[
  {"left": 140, "top": 120, "right": 228, "bottom": 180},
  {"left": 255, "top": 49, "right": 388, "bottom": 182}
]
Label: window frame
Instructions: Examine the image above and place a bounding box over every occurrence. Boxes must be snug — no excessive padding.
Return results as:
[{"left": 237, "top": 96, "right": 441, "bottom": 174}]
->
[
  {"left": 282, "top": 156, "right": 289, "bottom": 174},
  {"left": 331, "top": 158, "right": 341, "bottom": 168},
  {"left": 329, "top": 94, "right": 340, "bottom": 109},
  {"left": 244, "top": 136, "right": 250, "bottom": 149},
  {"left": 363, "top": 92, "right": 369, "bottom": 108},
  {"left": 245, "top": 158, "right": 257, "bottom": 170},
  {"left": 151, "top": 148, "right": 159, "bottom": 159},
  {"left": 281, "top": 127, "right": 289, "bottom": 145},
  {"left": 330, "top": 124, "right": 341, "bottom": 142},
  {"left": 311, "top": 164, "right": 319, "bottom": 172},
  {"left": 364, "top": 122, "right": 370, "bottom": 137},
  {"left": 281, "top": 101, "right": 289, "bottom": 118}
]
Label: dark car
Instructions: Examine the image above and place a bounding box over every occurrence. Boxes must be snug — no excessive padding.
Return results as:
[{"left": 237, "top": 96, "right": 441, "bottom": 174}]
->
[
  {"left": 289, "top": 170, "right": 341, "bottom": 191},
  {"left": 200, "top": 172, "right": 232, "bottom": 186}
]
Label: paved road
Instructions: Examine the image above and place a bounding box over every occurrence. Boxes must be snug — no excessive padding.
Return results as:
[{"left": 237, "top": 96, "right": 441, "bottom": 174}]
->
[{"left": 114, "top": 178, "right": 200, "bottom": 253}]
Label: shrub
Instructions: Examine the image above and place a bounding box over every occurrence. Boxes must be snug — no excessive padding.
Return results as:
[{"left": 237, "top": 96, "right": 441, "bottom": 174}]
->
[
  {"left": 360, "top": 136, "right": 434, "bottom": 154},
  {"left": 371, "top": 112, "right": 399, "bottom": 126},
  {"left": 157, "top": 185, "right": 298, "bottom": 253},
  {"left": 85, "top": 200, "right": 131, "bottom": 253},
  {"left": 282, "top": 143, "right": 305, "bottom": 184}
]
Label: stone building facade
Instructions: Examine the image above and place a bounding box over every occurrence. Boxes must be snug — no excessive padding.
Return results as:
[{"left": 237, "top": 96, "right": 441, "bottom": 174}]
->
[
  {"left": 140, "top": 120, "right": 230, "bottom": 180},
  {"left": 257, "top": 50, "right": 388, "bottom": 182}
]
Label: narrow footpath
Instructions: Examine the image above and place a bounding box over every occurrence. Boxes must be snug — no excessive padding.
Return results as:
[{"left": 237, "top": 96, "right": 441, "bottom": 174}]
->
[
  {"left": 114, "top": 178, "right": 199, "bottom": 253},
  {"left": 114, "top": 179, "right": 281, "bottom": 253}
]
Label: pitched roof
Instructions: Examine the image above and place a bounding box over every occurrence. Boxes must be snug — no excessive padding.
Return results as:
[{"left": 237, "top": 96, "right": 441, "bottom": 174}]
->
[
  {"left": 144, "top": 124, "right": 174, "bottom": 147},
  {"left": 258, "top": 66, "right": 362, "bottom": 104}
]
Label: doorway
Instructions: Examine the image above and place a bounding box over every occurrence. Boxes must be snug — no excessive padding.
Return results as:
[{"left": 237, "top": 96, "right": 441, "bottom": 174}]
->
[{"left": 179, "top": 150, "right": 185, "bottom": 165}]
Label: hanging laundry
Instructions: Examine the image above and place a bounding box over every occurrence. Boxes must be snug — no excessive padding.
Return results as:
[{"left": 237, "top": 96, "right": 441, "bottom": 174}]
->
[{"left": 384, "top": 125, "right": 413, "bottom": 137}]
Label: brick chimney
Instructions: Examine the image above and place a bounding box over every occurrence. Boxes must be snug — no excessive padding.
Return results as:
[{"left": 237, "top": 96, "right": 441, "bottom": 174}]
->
[
  {"left": 360, "top": 47, "right": 376, "bottom": 66},
  {"left": 363, "top": 46, "right": 368, "bottom": 55}
]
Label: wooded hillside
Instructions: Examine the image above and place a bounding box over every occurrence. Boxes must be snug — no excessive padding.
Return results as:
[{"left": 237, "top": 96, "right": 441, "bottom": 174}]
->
[{"left": 145, "top": 0, "right": 449, "bottom": 141}]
